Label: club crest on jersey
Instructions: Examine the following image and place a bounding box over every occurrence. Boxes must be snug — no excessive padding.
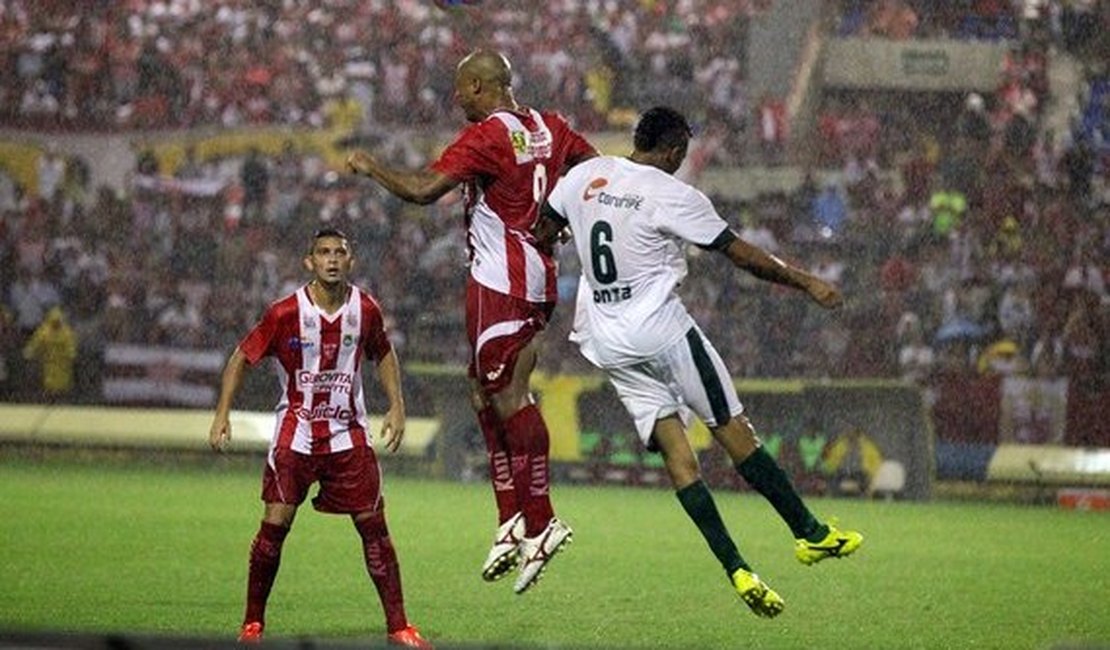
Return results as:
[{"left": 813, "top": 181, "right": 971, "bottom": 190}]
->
[
  {"left": 343, "top": 334, "right": 355, "bottom": 347},
  {"left": 510, "top": 130, "right": 528, "bottom": 155}
]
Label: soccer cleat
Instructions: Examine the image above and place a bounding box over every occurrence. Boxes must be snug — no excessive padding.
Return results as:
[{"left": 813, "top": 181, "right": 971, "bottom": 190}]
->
[
  {"left": 730, "top": 568, "right": 785, "bottom": 618},
  {"left": 513, "top": 517, "right": 573, "bottom": 594},
  {"left": 387, "top": 624, "right": 434, "bottom": 649},
  {"left": 795, "top": 523, "right": 863, "bottom": 566},
  {"left": 482, "top": 511, "right": 524, "bottom": 582},
  {"left": 237, "top": 621, "right": 263, "bottom": 644}
]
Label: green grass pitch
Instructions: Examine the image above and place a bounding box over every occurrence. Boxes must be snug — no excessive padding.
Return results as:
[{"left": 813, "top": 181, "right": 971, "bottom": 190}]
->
[{"left": 1, "top": 456, "right": 1108, "bottom": 649}]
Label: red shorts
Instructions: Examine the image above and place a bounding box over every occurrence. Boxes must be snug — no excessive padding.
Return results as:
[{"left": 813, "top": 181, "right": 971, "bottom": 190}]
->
[
  {"left": 466, "top": 277, "right": 554, "bottom": 393},
  {"left": 261, "top": 445, "right": 382, "bottom": 514}
]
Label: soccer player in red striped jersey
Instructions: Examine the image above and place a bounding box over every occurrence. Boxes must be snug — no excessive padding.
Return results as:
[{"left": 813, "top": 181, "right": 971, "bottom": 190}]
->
[
  {"left": 347, "top": 49, "right": 597, "bottom": 594},
  {"left": 208, "top": 228, "right": 431, "bottom": 648}
]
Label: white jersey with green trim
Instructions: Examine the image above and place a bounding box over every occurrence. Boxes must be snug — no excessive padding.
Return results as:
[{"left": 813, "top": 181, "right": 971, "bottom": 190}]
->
[{"left": 546, "top": 156, "right": 730, "bottom": 368}]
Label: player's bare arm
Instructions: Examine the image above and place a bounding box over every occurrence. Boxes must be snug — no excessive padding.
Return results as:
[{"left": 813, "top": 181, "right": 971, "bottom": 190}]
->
[
  {"left": 722, "top": 236, "right": 844, "bottom": 309},
  {"left": 210, "top": 347, "right": 249, "bottom": 452},
  {"left": 375, "top": 347, "right": 406, "bottom": 454},
  {"left": 532, "top": 202, "right": 568, "bottom": 255},
  {"left": 346, "top": 150, "right": 459, "bottom": 205}
]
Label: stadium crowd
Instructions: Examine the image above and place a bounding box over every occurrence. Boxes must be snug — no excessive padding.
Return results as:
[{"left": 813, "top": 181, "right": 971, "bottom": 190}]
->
[
  {"left": 0, "top": 0, "right": 768, "bottom": 132},
  {"left": 0, "top": 0, "right": 1106, "bottom": 446}
]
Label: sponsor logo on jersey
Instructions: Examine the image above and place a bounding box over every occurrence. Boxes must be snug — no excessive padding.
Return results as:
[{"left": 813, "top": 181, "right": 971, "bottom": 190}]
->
[
  {"left": 593, "top": 286, "right": 633, "bottom": 303},
  {"left": 295, "top": 403, "right": 355, "bottom": 422},
  {"left": 583, "top": 177, "right": 608, "bottom": 201},
  {"left": 297, "top": 370, "right": 354, "bottom": 394},
  {"left": 597, "top": 191, "right": 644, "bottom": 210},
  {"left": 528, "top": 127, "right": 552, "bottom": 158},
  {"left": 583, "top": 178, "right": 643, "bottom": 210}
]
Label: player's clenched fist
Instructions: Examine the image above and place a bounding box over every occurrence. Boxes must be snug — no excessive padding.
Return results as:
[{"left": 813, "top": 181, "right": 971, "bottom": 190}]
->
[
  {"left": 805, "top": 278, "right": 843, "bottom": 309},
  {"left": 209, "top": 417, "right": 231, "bottom": 452}
]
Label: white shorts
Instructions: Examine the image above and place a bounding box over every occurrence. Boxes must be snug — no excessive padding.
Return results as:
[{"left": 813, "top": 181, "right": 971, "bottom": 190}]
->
[{"left": 605, "top": 325, "right": 744, "bottom": 450}]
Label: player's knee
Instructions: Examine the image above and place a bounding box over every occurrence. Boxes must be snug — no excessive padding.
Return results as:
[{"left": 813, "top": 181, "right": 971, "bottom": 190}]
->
[
  {"left": 713, "top": 415, "right": 760, "bottom": 460},
  {"left": 353, "top": 510, "right": 388, "bottom": 540},
  {"left": 659, "top": 448, "right": 700, "bottom": 486}
]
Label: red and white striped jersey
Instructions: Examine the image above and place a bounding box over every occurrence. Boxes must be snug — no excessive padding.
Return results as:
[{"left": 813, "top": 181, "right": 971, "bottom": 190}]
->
[
  {"left": 239, "top": 284, "right": 392, "bottom": 455},
  {"left": 432, "top": 107, "right": 596, "bottom": 303}
]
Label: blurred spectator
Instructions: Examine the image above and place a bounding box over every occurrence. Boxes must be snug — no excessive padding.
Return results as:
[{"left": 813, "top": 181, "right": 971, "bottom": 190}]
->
[
  {"left": 866, "top": 0, "right": 919, "bottom": 40},
  {"left": 812, "top": 181, "right": 849, "bottom": 237},
  {"left": 36, "top": 142, "right": 65, "bottom": 203},
  {"left": 0, "top": 306, "right": 15, "bottom": 394},
  {"left": 928, "top": 188, "right": 967, "bottom": 238},
  {"left": 956, "top": 93, "right": 992, "bottom": 144},
  {"left": 896, "top": 312, "right": 935, "bottom": 383},
  {"left": 21, "top": 306, "right": 77, "bottom": 399},
  {"left": 155, "top": 291, "right": 204, "bottom": 347},
  {"left": 977, "top": 336, "right": 1029, "bottom": 376},
  {"left": 240, "top": 147, "right": 270, "bottom": 226},
  {"left": 756, "top": 94, "right": 787, "bottom": 166},
  {"left": 8, "top": 266, "right": 61, "bottom": 336},
  {"left": 1060, "top": 289, "right": 1104, "bottom": 381}
]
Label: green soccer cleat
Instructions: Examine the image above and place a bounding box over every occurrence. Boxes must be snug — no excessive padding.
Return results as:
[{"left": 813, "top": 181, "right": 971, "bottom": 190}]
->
[
  {"left": 795, "top": 524, "right": 863, "bottom": 566},
  {"left": 730, "top": 568, "right": 785, "bottom": 618}
]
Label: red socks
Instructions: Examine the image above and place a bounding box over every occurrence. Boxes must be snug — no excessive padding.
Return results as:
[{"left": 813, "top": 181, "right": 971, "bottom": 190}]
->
[
  {"left": 244, "top": 521, "right": 289, "bottom": 625},
  {"left": 355, "top": 512, "right": 408, "bottom": 634},
  {"left": 503, "top": 404, "right": 555, "bottom": 537},
  {"left": 477, "top": 406, "right": 520, "bottom": 524}
]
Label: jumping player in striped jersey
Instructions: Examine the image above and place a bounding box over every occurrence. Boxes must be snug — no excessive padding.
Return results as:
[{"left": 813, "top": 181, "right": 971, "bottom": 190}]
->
[
  {"left": 208, "top": 228, "right": 431, "bottom": 648},
  {"left": 347, "top": 49, "right": 597, "bottom": 594},
  {"left": 535, "top": 107, "right": 863, "bottom": 618}
]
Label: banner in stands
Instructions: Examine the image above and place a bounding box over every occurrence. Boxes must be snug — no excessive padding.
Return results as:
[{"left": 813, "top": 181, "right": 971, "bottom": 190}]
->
[
  {"left": 101, "top": 344, "right": 224, "bottom": 407},
  {"left": 823, "top": 38, "right": 1007, "bottom": 91}
]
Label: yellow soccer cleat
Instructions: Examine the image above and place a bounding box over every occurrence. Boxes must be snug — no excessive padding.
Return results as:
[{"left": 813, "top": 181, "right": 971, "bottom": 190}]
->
[
  {"left": 795, "top": 524, "right": 863, "bottom": 566},
  {"left": 730, "top": 568, "right": 785, "bottom": 618}
]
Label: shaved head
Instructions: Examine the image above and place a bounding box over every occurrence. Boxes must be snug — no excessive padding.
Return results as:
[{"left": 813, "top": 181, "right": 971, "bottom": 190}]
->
[
  {"left": 453, "top": 49, "right": 516, "bottom": 122},
  {"left": 456, "top": 49, "right": 512, "bottom": 88}
]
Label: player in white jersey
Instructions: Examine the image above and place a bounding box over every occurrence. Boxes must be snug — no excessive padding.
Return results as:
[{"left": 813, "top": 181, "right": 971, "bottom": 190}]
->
[
  {"left": 208, "top": 228, "right": 431, "bottom": 648},
  {"left": 537, "top": 107, "right": 864, "bottom": 618}
]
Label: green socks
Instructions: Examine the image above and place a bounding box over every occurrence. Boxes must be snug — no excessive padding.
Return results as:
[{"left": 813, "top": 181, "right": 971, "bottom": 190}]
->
[
  {"left": 676, "top": 479, "right": 748, "bottom": 575},
  {"left": 736, "top": 446, "right": 826, "bottom": 541}
]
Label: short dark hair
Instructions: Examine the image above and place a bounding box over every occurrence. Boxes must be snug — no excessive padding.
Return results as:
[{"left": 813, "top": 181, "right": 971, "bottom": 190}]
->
[
  {"left": 633, "top": 106, "right": 692, "bottom": 153},
  {"left": 310, "top": 227, "right": 350, "bottom": 251}
]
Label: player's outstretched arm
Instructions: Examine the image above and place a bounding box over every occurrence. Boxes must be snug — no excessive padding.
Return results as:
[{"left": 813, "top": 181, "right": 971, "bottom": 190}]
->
[
  {"left": 209, "top": 347, "right": 249, "bottom": 452},
  {"left": 346, "top": 150, "right": 459, "bottom": 205},
  {"left": 721, "top": 237, "right": 843, "bottom": 309},
  {"left": 375, "top": 347, "right": 407, "bottom": 454}
]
